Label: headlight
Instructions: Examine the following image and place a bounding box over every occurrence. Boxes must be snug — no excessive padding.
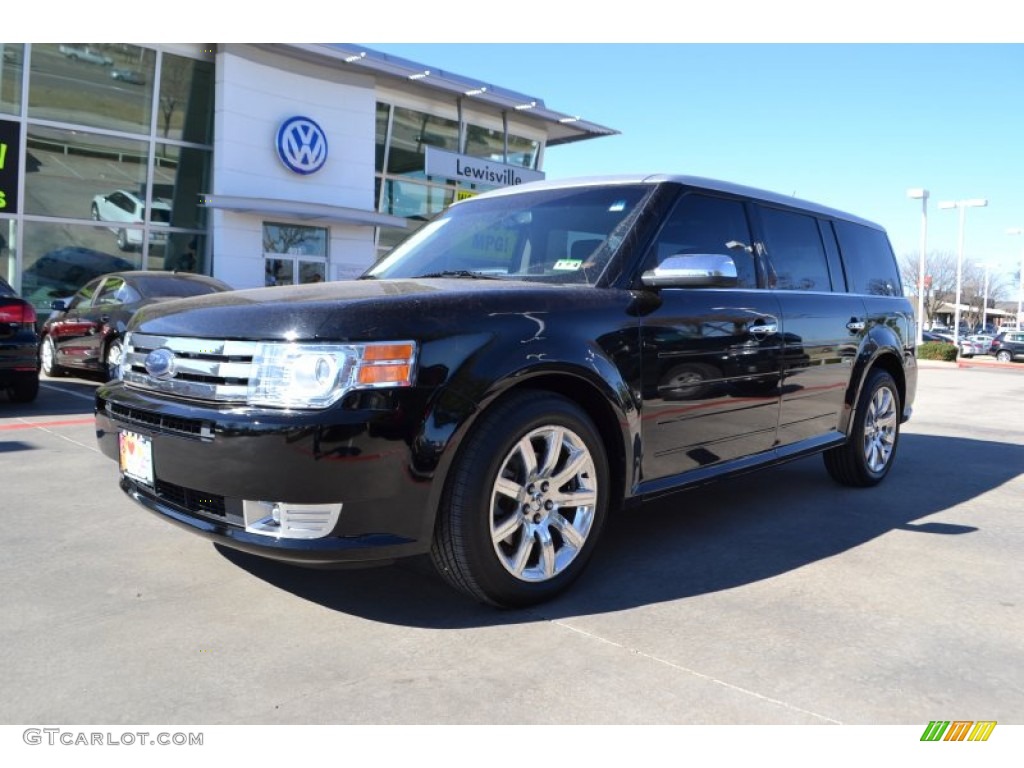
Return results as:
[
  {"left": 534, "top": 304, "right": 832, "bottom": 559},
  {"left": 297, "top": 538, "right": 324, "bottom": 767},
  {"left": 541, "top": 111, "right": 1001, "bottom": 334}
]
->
[{"left": 248, "top": 341, "right": 416, "bottom": 409}]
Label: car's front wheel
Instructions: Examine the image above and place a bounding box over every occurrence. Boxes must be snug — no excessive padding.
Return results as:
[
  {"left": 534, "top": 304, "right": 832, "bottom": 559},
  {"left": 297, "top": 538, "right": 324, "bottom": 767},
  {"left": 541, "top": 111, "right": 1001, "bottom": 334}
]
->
[
  {"left": 40, "top": 336, "right": 65, "bottom": 377},
  {"left": 105, "top": 338, "right": 124, "bottom": 380},
  {"left": 431, "top": 391, "right": 610, "bottom": 608},
  {"left": 824, "top": 369, "right": 901, "bottom": 487}
]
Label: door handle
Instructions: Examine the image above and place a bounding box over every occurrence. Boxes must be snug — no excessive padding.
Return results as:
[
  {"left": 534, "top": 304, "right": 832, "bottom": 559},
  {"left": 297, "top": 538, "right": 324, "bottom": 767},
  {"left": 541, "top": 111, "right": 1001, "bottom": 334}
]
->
[
  {"left": 847, "top": 319, "right": 866, "bottom": 332},
  {"left": 749, "top": 322, "right": 778, "bottom": 337}
]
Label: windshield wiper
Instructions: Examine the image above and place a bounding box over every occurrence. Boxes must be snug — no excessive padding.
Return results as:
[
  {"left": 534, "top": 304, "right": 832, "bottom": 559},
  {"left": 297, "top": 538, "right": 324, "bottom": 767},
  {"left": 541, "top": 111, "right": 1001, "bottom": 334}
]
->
[{"left": 414, "top": 270, "right": 500, "bottom": 280}]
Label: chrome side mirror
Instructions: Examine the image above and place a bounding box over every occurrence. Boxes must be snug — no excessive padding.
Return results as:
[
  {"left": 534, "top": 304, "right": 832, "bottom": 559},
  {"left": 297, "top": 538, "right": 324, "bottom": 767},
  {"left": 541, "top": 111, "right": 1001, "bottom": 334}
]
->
[{"left": 641, "top": 254, "right": 739, "bottom": 288}]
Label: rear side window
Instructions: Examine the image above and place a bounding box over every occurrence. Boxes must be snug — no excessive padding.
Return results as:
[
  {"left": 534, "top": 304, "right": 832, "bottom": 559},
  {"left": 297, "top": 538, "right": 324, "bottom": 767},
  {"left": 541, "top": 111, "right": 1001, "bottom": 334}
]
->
[
  {"left": 833, "top": 220, "right": 902, "bottom": 296},
  {"left": 758, "top": 206, "right": 833, "bottom": 292}
]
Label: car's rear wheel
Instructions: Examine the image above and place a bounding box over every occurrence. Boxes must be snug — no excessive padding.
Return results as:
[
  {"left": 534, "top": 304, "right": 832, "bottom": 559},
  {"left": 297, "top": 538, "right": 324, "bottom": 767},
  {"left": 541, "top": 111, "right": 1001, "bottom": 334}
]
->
[
  {"left": 9, "top": 373, "right": 40, "bottom": 403},
  {"left": 824, "top": 369, "right": 901, "bottom": 487},
  {"left": 996, "top": 350, "right": 1012, "bottom": 363},
  {"left": 90, "top": 203, "right": 100, "bottom": 221},
  {"left": 116, "top": 229, "right": 130, "bottom": 251},
  {"left": 40, "top": 336, "right": 65, "bottom": 377},
  {"left": 431, "top": 391, "right": 609, "bottom": 608}
]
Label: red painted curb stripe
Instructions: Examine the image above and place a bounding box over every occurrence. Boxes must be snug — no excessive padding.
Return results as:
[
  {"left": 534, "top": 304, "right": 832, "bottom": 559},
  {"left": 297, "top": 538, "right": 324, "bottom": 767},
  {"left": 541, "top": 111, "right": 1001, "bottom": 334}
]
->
[{"left": 0, "top": 417, "right": 95, "bottom": 432}]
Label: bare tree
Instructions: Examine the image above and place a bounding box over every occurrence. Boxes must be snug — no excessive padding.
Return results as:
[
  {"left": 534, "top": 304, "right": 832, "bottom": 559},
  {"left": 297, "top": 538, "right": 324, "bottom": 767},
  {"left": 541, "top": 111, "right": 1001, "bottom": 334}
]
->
[
  {"left": 899, "top": 250, "right": 957, "bottom": 328},
  {"left": 901, "top": 251, "right": 1011, "bottom": 330}
]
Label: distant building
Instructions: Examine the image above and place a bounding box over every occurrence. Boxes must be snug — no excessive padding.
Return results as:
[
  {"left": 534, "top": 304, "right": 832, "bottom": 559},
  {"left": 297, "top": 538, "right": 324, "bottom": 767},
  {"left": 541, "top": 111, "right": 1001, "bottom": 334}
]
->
[{"left": 0, "top": 43, "right": 616, "bottom": 308}]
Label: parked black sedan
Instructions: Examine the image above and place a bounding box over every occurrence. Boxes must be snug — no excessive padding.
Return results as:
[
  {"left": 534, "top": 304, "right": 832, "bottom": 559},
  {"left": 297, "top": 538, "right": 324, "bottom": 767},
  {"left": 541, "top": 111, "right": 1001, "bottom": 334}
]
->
[
  {"left": 41, "top": 271, "right": 232, "bottom": 379},
  {"left": 1, "top": 275, "right": 41, "bottom": 402}
]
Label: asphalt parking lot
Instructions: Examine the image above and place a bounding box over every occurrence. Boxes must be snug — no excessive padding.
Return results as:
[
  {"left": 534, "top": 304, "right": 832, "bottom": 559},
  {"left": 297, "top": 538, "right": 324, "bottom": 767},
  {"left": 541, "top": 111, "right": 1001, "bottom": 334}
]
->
[{"left": 1, "top": 362, "right": 1022, "bottom": 726}]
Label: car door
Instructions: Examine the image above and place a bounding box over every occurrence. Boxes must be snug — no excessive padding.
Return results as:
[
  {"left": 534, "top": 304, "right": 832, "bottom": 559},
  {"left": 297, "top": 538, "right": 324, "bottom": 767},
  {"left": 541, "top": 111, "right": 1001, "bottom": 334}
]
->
[
  {"left": 636, "top": 192, "right": 783, "bottom": 483},
  {"left": 72, "top": 276, "right": 134, "bottom": 369},
  {"left": 754, "top": 206, "right": 865, "bottom": 448},
  {"left": 47, "top": 277, "right": 105, "bottom": 367}
]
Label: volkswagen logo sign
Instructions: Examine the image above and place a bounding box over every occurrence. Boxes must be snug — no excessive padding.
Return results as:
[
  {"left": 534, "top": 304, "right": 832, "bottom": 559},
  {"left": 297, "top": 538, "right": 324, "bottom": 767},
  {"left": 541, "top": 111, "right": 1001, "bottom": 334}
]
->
[
  {"left": 276, "top": 116, "right": 328, "bottom": 175},
  {"left": 144, "top": 348, "right": 177, "bottom": 381}
]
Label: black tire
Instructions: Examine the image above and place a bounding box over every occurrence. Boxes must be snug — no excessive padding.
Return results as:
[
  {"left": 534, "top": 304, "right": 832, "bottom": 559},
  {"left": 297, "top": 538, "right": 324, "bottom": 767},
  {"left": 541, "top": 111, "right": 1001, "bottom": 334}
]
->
[
  {"left": 824, "top": 369, "right": 901, "bottom": 487},
  {"left": 40, "top": 336, "right": 65, "bottom": 377},
  {"left": 105, "top": 338, "right": 124, "bottom": 380},
  {"left": 9, "top": 373, "right": 40, "bottom": 403},
  {"left": 431, "top": 390, "right": 610, "bottom": 608},
  {"left": 116, "top": 229, "right": 130, "bottom": 251}
]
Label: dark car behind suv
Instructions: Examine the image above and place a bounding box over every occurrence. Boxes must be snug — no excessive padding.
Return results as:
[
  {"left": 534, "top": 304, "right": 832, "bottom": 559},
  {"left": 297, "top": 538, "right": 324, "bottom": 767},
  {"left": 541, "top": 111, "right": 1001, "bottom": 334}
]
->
[
  {"left": 0, "top": 275, "right": 40, "bottom": 403},
  {"left": 989, "top": 330, "right": 1024, "bottom": 362},
  {"left": 95, "top": 175, "right": 917, "bottom": 607},
  {"left": 41, "top": 270, "right": 232, "bottom": 380}
]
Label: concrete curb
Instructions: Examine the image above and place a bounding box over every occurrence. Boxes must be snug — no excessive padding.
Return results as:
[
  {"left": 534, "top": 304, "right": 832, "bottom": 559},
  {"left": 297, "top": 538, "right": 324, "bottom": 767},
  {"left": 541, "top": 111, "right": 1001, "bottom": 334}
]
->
[{"left": 957, "top": 357, "right": 1024, "bottom": 371}]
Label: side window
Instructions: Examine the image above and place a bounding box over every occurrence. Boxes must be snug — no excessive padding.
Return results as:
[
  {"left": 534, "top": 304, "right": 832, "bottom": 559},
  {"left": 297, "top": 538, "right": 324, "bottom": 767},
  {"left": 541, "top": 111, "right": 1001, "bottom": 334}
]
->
[
  {"left": 642, "top": 193, "right": 758, "bottom": 288},
  {"left": 833, "top": 220, "right": 902, "bottom": 296},
  {"left": 759, "top": 206, "right": 833, "bottom": 292},
  {"left": 67, "top": 278, "right": 102, "bottom": 310},
  {"left": 95, "top": 278, "right": 125, "bottom": 306}
]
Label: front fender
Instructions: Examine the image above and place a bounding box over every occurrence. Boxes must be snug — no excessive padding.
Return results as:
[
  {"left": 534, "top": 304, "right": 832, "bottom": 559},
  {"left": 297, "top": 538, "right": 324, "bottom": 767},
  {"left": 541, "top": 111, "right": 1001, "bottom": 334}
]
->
[{"left": 413, "top": 333, "right": 640, "bottom": 533}]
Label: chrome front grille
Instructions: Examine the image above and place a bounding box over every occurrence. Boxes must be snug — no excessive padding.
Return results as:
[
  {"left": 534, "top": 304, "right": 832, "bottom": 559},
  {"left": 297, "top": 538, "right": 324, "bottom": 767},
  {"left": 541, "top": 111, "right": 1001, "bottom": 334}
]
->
[{"left": 122, "top": 333, "right": 258, "bottom": 403}]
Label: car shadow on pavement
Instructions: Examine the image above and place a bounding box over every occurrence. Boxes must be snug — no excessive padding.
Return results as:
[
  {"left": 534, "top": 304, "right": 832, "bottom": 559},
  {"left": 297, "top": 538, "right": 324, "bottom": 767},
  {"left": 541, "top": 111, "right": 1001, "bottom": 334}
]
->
[
  {"left": 0, "top": 375, "right": 102, "bottom": 415},
  {"left": 216, "top": 432, "right": 1022, "bottom": 628}
]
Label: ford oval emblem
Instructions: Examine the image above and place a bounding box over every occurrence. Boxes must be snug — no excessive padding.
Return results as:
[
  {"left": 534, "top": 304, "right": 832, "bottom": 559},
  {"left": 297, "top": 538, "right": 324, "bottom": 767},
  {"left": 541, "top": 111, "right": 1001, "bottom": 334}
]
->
[
  {"left": 145, "top": 348, "right": 177, "bottom": 380},
  {"left": 276, "top": 116, "right": 328, "bottom": 175}
]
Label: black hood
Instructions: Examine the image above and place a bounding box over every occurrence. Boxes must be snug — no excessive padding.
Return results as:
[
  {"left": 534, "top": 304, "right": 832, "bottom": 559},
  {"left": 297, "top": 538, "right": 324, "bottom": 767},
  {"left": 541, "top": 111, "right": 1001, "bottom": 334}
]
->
[{"left": 129, "top": 278, "right": 606, "bottom": 342}]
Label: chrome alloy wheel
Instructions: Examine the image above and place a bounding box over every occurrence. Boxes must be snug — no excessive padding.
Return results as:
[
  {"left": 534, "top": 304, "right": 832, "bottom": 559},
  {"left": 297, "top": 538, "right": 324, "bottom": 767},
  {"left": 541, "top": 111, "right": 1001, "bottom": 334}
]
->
[
  {"left": 862, "top": 385, "right": 898, "bottom": 473},
  {"left": 41, "top": 337, "right": 55, "bottom": 372},
  {"left": 489, "top": 426, "right": 599, "bottom": 583}
]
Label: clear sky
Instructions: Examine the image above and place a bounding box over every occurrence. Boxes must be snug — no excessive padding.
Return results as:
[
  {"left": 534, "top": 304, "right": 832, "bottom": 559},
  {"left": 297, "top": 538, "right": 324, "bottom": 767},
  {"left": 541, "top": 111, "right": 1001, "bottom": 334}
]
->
[
  {"left": 22, "top": 3, "right": 1024, "bottom": 294},
  {"left": 368, "top": 42, "right": 1024, "bottom": 291}
]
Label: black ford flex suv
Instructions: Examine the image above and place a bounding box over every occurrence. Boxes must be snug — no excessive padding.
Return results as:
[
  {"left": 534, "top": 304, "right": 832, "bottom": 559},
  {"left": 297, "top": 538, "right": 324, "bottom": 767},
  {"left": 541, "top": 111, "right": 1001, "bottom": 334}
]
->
[{"left": 95, "top": 175, "right": 917, "bottom": 607}]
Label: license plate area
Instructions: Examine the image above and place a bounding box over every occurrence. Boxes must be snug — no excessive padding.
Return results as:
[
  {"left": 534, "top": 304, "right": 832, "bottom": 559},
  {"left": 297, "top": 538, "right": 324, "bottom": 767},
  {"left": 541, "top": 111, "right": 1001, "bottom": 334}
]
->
[{"left": 119, "top": 430, "right": 154, "bottom": 486}]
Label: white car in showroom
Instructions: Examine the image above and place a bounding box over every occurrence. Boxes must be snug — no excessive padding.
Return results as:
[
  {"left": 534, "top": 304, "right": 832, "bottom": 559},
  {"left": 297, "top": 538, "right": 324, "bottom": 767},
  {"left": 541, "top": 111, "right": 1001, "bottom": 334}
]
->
[{"left": 90, "top": 190, "right": 171, "bottom": 251}]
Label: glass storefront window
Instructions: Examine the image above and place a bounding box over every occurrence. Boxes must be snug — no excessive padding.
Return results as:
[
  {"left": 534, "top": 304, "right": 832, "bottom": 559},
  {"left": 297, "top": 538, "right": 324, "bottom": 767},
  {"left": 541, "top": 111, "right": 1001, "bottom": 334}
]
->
[
  {"left": 20, "top": 219, "right": 138, "bottom": 315},
  {"left": 29, "top": 44, "right": 155, "bottom": 134},
  {"left": 465, "top": 125, "right": 504, "bottom": 163},
  {"left": 24, "top": 126, "right": 149, "bottom": 225},
  {"left": 1, "top": 217, "right": 16, "bottom": 284},
  {"left": 380, "top": 179, "right": 453, "bottom": 220},
  {"left": 155, "top": 143, "right": 211, "bottom": 229},
  {"left": 161, "top": 232, "right": 206, "bottom": 273},
  {"left": 1, "top": 44, "right": 24, "bottom": 116},
  {"left": 263, "top": 222, "right": 328, "bottom": 286},
  {"left": 158, "top": 54, "right": 214, "bottom": 144},
  {"left": 506, "top": 134, "right": 540, "bottom": 170},
  {"left": 386, "top": 107, "right": 458, "bottom": 177}
]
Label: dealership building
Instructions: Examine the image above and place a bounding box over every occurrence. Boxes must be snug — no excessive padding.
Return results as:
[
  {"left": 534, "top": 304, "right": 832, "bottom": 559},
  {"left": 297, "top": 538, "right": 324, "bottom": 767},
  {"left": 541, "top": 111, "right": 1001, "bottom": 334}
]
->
[{"left": 0, "top": 43, "right": 616, "bottom": 307}]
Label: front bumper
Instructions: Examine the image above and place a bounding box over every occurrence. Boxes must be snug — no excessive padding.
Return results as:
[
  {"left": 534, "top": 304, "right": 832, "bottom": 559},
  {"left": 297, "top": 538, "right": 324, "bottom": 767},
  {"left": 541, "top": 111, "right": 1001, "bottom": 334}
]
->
[{"left": 95, "top": 382, "right": 437, "bottom": 565}]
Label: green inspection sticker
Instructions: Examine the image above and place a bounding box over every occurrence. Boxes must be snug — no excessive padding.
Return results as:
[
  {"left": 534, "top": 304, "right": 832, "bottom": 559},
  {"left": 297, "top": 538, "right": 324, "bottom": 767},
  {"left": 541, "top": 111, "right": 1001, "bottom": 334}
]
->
[{"left": 552, "top": 259, "right": 583, "bottom": 271}]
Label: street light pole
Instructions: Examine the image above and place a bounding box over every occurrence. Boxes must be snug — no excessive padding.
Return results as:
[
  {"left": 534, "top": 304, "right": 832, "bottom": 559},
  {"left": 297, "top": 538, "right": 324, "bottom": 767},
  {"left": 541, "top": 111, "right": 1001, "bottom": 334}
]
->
[
  {"left": 980, "top": 262, "right": 990, "bottom": 331},
  {"left": 907, "top": 188, "right": 929, "bottom": 343},
  {"left": 1010, "top": 228, "right": 1024, "bottom": 328},
  {"left": 938, "top": 198, "right": 988, "bottom": 340}
]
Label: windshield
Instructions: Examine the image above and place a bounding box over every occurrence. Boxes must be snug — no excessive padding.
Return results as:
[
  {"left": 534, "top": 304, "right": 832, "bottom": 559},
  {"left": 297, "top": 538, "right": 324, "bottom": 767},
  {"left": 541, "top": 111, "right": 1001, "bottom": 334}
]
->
[{"left": 367, "top": 184, "right": 654, "bottom": 286}]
